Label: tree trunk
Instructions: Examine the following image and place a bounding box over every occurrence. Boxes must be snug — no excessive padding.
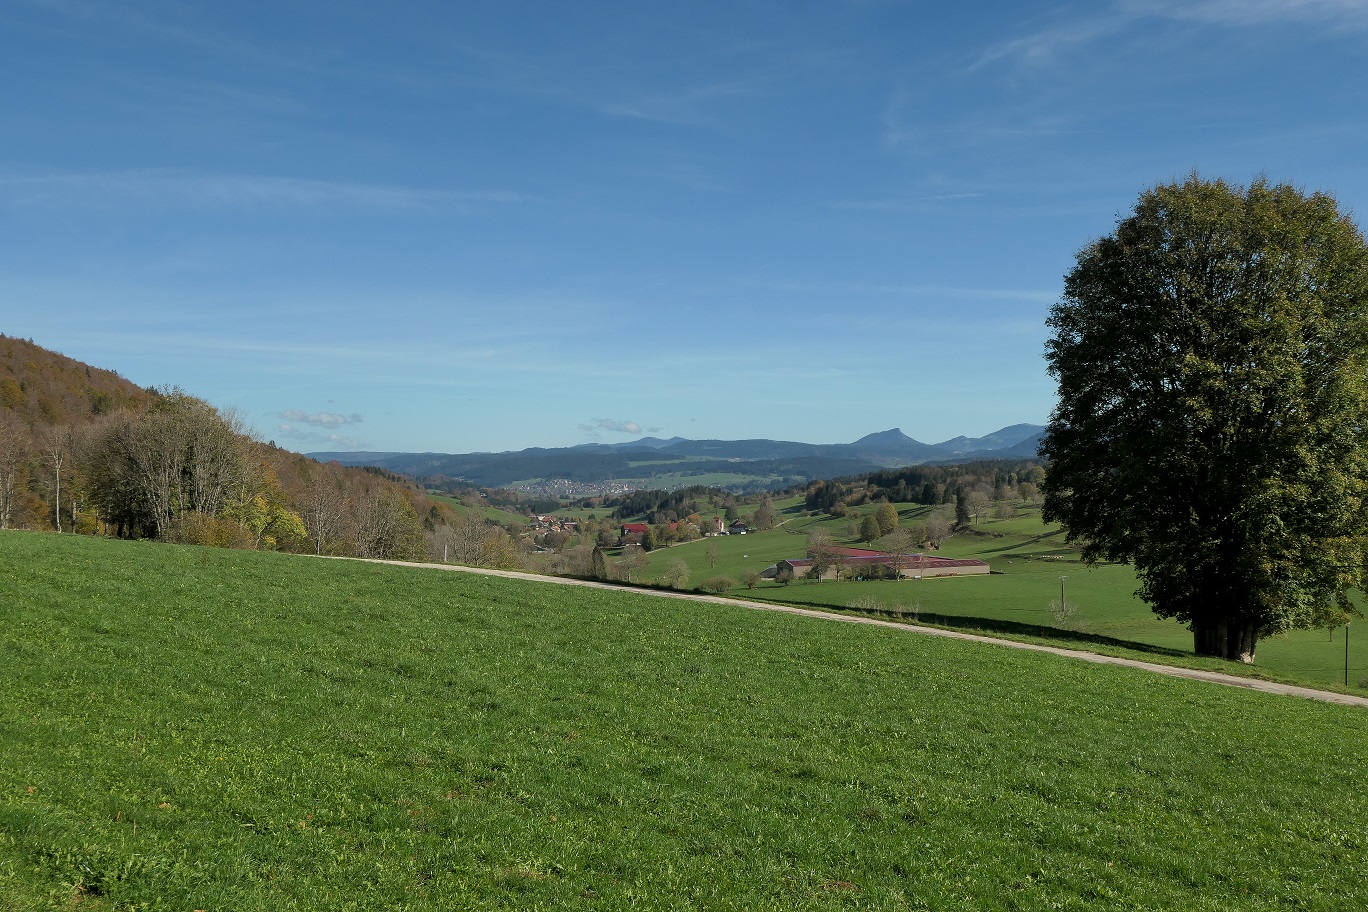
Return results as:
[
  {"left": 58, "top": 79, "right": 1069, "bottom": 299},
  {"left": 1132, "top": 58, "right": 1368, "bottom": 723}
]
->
[{"left": 1193, "top": 617, "right": 1258, "bottom": 663}]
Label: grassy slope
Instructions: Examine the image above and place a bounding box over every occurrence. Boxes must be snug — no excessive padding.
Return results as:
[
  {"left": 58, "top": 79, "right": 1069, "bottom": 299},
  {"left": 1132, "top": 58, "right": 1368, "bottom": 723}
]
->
[
  {"left": 2, "top": 531, "right": 1366, "bottom": 910},
  {"left": 643, "top": 505, "right": 1368, "bottom": 691},
  {"left": 426, "top": 494, "right": 528, "bottom": 526}
]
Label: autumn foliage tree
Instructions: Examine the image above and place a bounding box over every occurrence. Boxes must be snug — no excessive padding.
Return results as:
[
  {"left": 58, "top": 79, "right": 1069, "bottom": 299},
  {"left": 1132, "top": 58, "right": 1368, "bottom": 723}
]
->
[{"left": 0, "top": 337, "right": 453, "bottom": 561}]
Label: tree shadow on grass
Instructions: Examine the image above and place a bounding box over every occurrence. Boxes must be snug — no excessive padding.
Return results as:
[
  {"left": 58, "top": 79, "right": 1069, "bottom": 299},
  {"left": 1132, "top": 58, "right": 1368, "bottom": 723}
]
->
[{"left": 778, "top": 600, "right": 1192, "bottom": 658}]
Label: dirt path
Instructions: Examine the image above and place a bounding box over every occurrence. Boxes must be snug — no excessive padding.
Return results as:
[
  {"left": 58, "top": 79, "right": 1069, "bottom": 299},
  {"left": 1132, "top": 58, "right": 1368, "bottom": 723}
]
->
[{"left": 335, "top": 556, "right": 1368, "bottom": 709}]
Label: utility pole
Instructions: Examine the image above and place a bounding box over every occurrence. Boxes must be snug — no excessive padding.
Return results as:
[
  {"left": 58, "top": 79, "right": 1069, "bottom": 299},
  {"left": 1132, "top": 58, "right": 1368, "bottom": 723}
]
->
[
  {"left": 1060, "top": 576, "right": 1067, "bottom": 612},
  {"left": 1346, "top": 622, "right": 1351, "bottom": 687}
]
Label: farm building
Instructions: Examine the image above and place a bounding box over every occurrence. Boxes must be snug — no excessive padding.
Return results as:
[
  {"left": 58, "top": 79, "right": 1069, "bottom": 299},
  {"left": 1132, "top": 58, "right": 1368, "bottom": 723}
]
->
[{"left": 767, "top": 549, "right": 989, "bottom": 581}]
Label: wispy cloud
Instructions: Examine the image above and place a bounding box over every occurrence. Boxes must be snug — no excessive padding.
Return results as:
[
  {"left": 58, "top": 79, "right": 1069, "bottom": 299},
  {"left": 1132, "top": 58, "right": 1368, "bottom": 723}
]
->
[
  {"left": 836, "top": 192, "right": 986, "bottom": 210},
  {"left": 972, "top": 15, "right": 1129, "bottom": 71},
  {"left": 15, "top": 0, "right": 330, "bottom": 75},
  {"left": 1130, "top": 0, "right": 1368, "bottom": 27},
  {"left": 578, "top": 418, "right": 662, "bottom": 437},
  {"left": 0, "top": 169, "right": 532, "bottom": 211},
  {"left": 274, "top": 424, "right": 366, "bottom": 450},
  {"left": 976, "top": 0, "right": 1368, "bottom": 70},
  {"left": 600, "top": 79, "right": 761, "bottom": 125},
  {"left": 277, "top": 409, "right": 362, "bottom": 429},
  {"left": 749, "top": 277, "right": 1058, "bottom": 304},
  {"left": 445, "top": 41, "right": 768, "bottom": 127}
]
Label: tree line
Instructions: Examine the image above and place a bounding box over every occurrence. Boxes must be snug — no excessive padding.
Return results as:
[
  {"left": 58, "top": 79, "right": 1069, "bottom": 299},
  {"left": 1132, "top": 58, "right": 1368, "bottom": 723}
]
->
[{"left": 0, "top": 338, "right": 530, "bottom": 569}]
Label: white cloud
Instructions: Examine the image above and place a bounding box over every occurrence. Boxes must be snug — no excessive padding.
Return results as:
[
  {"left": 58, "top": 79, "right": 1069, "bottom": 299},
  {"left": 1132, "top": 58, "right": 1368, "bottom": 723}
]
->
[
  {"left": 278, "top": 409, "right": 362, "bottom": 428},
  {"left": 578, "top": 418, "right": 662, "bottom": 436}
]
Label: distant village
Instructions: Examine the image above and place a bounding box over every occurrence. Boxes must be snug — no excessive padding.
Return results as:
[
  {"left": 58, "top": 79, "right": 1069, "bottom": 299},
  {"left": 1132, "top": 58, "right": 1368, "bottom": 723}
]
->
[
  {"left": 513, "top": 479, "right": 643, "bottom": 498},
  {"left": 529, "top": 515, "right": 750, "bottom": 541}
]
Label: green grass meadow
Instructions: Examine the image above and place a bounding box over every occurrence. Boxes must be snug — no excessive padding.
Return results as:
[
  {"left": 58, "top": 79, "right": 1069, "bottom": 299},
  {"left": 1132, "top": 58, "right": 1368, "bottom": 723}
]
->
[
  {"left": 3, "top": 531, "right": 1367, "bottom": 909},
  {"left": 426, "top": 494, "right": 528, "bottom": 527},
  {"left": 643, "top": 504, "right": 1368, "bottom": 691}
]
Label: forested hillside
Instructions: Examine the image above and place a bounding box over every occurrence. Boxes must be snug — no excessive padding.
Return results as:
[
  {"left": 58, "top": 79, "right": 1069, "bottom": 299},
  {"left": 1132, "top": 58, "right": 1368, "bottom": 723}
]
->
[
  {"left": 0, "top": 335, "right": 153, "bottom": 425},
  {"left": 0, "top": 335, "right": 524, "bottom": 567}
]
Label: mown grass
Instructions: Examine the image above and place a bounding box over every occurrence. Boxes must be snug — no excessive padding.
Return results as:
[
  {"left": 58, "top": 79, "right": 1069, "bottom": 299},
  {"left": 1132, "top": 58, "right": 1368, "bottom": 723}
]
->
[
  {"left": 2, "top": 530, "right": 1366, "bottom": 910},
  {"left": 644, "top": 506, "right": 1368, "bottom": 692}
]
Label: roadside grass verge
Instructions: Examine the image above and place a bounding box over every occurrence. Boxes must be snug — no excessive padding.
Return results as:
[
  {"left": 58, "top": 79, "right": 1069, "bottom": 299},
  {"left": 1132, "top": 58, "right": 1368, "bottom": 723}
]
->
[{"left": 3, "top": 531, "right": 1366, "bottom": 910}]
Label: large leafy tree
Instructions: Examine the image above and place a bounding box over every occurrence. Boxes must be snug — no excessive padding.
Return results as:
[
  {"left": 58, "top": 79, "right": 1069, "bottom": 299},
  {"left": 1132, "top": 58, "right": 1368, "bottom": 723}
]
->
[{"left": 1041, "top": 176, "right": 1368, "bottom": 662}]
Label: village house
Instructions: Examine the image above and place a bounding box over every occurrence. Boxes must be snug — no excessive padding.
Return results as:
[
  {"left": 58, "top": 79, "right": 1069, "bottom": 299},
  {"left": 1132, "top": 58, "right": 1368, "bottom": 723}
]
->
[
  {"left": 532, "top": 515, "right": 578, "bottom": 533},
  {"left": 620, "top": 522, "right": 650, "bottom": 544}
]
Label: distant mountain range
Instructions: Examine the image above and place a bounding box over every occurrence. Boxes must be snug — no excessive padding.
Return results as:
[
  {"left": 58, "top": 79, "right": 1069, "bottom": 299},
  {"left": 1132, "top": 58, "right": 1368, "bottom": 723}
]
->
[{"left": 309, "top": 424, "right": 1045, "bottom": 490}]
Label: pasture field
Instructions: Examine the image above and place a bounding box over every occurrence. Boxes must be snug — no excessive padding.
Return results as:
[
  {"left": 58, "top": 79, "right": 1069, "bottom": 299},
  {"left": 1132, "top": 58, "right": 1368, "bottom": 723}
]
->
[
  {"left": 2, "top": 530, "right": 1366, "bottom": 910},
  {"left": 638, "top": 471, "right": 789, "bottom": 490},
  {"left": 644, "top": 507, "right": 1368, "bottom": 691},
  {"left": 425, "top": 494, "right": 528, "bottom": 527}
]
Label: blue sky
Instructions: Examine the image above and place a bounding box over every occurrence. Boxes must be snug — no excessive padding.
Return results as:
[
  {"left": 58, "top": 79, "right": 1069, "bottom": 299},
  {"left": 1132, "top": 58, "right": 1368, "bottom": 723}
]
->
[{"left": 4, "top": 1, "right": 1367, "bottom": 454}]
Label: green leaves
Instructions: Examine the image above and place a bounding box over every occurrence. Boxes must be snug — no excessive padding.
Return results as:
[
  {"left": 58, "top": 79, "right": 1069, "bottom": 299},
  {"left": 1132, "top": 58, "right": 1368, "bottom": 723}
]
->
[{"left": 1042, "top": 176, "right": 1368, "bottom": 658}]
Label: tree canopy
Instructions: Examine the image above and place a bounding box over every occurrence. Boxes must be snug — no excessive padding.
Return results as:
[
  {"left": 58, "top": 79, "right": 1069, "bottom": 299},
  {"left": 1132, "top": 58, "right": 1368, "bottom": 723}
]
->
[{"left": 1041, "top": 176, "right": 1368, "bottom": 662}]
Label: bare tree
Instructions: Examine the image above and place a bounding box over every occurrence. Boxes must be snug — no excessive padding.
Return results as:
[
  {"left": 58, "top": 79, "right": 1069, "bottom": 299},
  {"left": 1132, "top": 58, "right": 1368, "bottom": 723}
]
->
[
  {"left": 89, "top": 392, "right": 253, "bottom": 539},
  {"left": 559, "top": 536, "right": 597, "bottom": 577},
  {"left": 616, "top": 544, "right": 649, "bottom": 582},
  {"left": 63, "top": 422, "right": 107, "bottom": 534},
  {"left": 805, "top": 529, "right": 840, "bottom": 580},
  {"left": 924, "top": 509, "right": 953, "bottom": 548},
  {"left": 439, "top": 509, "right": 490, "bottom": 565},
  {"left": 42, "top": 425, "right": 69, "bottom": 532},
  {"left": 881, "top": 528, "right": 918, "bottom": 577},
  {"left": 300, "top": 475, "right": 350, "bottom": 555},
  {"left": 661, "top": 557, "right": 691, "bottom": 589},
  {"left": 0, "top": 414, "right": 30, "bottom": 530},
  {"left": 186, "top": 405, "right": 254, "bottom": 518},
  {"left": 355, "top": 485, "right": 424, "bottom": 560},
  {"left": 965, "top": 488, "right": 993, "bottom": 525}
]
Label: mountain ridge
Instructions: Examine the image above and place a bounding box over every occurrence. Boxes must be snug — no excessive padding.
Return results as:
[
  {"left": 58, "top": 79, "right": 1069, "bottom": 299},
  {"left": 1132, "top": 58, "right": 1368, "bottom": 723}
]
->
[{"left": 309, "top": 424, "right": 1045, "bottom": 489}]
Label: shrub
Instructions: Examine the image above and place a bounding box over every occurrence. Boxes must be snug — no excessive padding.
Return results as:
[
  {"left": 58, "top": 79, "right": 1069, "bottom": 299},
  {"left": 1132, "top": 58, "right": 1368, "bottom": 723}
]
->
[
  {"left": 167, "top": 513, "right": 254, "bottom": 549},
  {"left": 698, "top": 575, "right": 736, "bottom": 594},
  {"left": 1051, "top": 598, "right": 1082, "bottom": 631},
  {"left": 893, "top": 601, "right": 921, "bottom": 622}
]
